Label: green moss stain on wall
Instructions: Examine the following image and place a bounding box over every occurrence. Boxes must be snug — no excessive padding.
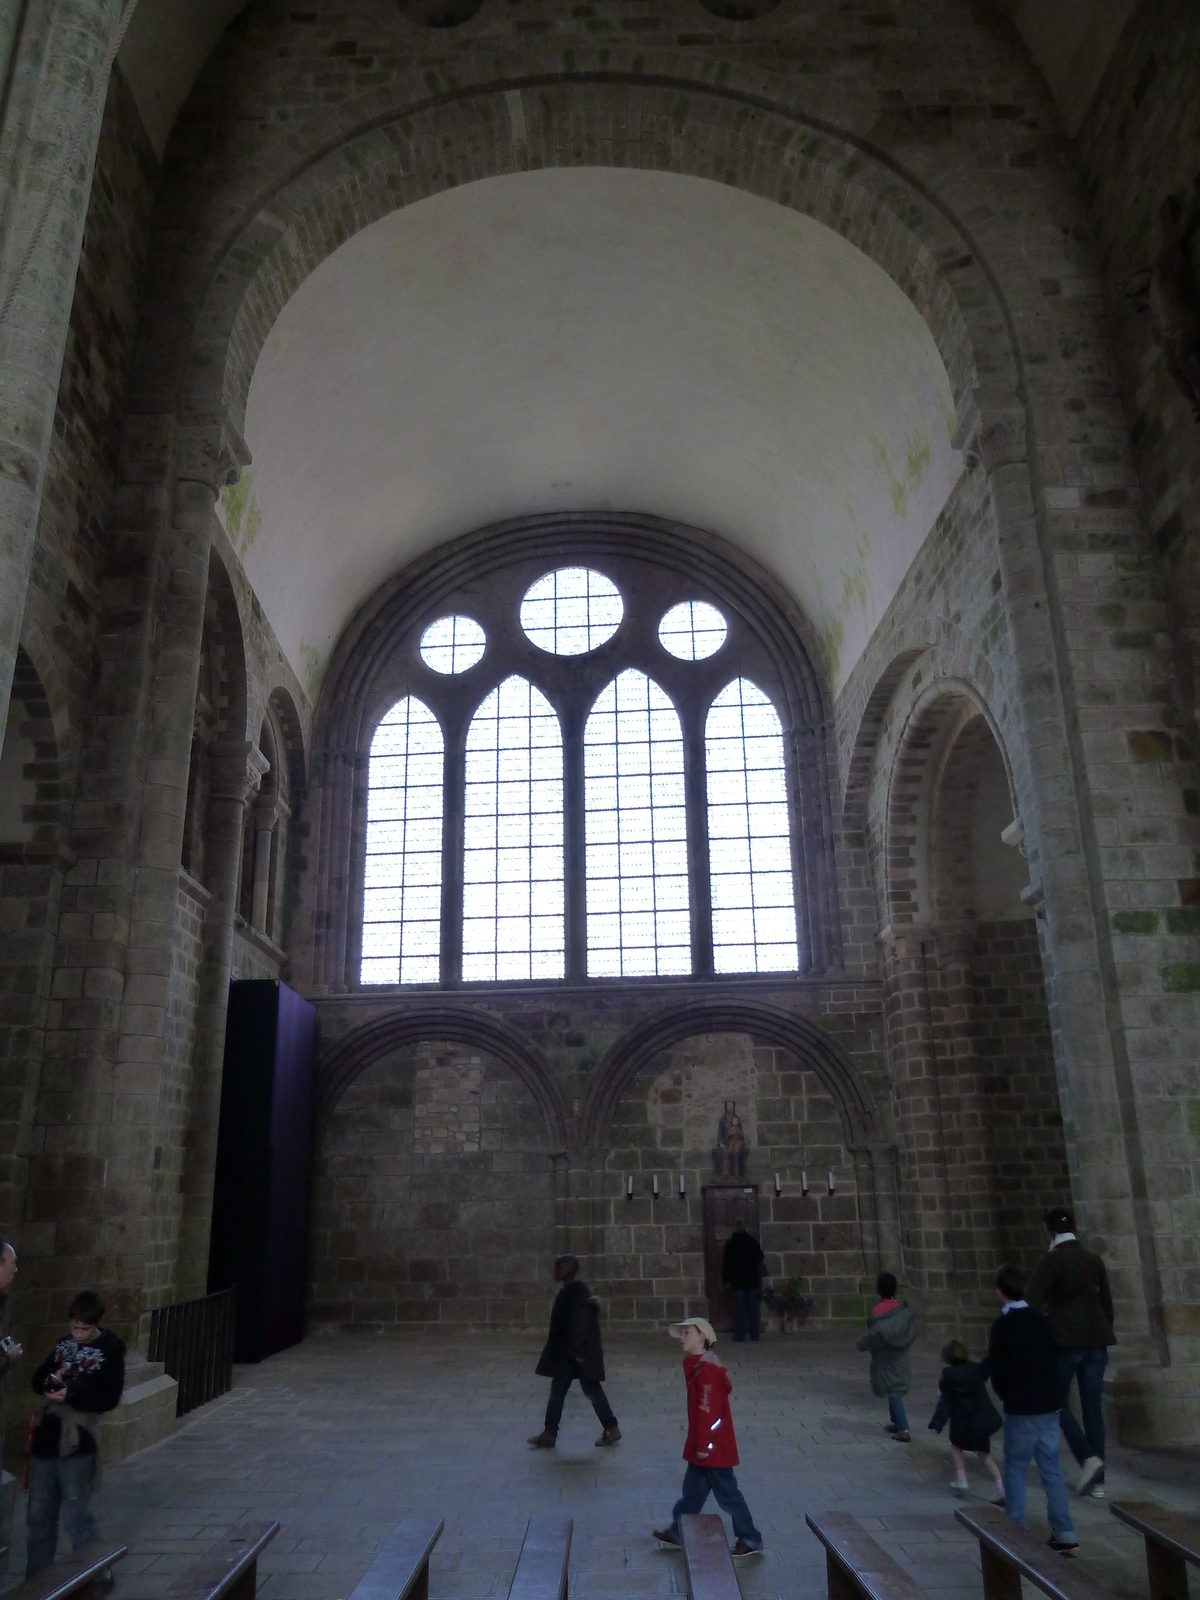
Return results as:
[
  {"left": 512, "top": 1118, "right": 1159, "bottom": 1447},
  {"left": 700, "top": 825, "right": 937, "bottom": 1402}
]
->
[{"left": 219, "top": 469, "right": 263, "bottom": 556}]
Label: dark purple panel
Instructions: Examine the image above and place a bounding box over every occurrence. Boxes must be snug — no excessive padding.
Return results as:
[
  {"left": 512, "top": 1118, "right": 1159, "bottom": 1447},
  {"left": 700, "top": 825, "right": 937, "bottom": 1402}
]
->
[{"left": 262, "top": 982, "right": 316, "bottom": 1357}]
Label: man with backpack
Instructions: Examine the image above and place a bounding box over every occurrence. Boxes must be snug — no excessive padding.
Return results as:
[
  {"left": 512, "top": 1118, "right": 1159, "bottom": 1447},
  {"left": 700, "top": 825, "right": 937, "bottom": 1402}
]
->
[{"left": 1025, "top": 1204, "right": 1115, "bottom": 1498}]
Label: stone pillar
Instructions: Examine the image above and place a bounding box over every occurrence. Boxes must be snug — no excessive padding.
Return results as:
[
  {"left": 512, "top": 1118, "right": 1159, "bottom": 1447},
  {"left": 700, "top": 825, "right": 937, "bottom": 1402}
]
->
[
  {"left": 250, "top": 793, "right": 281, "bottom": 934},
  {"left": 176, "top": 742, "right": 267, "bottom": 1299},
  {"left": 0, "top": 0, "right": 123, "bottom": 746}
]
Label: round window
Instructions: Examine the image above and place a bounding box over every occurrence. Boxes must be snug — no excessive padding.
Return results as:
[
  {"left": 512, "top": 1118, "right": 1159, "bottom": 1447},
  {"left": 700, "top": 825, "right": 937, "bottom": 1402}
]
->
[
  {"left": 419, "top": 615, "right": 486, "bottom": 674},
  {"left": 658, "top": 600, "right": 728, "bottom": 661},
  {"left": 520, "top": 568, "right": 623, "bottom": 655}
]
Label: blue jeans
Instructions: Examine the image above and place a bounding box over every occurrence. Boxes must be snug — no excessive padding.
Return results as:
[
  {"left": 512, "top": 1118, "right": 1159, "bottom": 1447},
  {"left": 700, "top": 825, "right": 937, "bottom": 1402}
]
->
[
  {"left": 888, "top": 1395, "right": 909, "bottom": 1432},
  {"left": 672, "top": 1465, "right": 763, "bottom": 1550},
  {"left": 1001, "top": 1412, "right": 1076, "bottom": 1543},
  {"left": 1057, "top": 1346, "right": 1107, "bottom": 1470},
  {"left": 733, "top": 1289, "right": 760, "bottom": 1342},
  {"left": 26, "top": 1452, "right": 99, "bottom": 1578}
]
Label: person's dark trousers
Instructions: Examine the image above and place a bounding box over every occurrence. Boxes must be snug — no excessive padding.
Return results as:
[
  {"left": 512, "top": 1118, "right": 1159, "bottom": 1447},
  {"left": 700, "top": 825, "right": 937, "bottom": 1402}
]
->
[
  {"left": 1057, "top": 1346, "right": 1107, "bottom": 1472},
  {"left": 671, "top": 1465, "right": 763, "bottom": 1550},
  {"left": 732, "top": 1289, "right": 760, "bottom": 1342},
  {"left": 26, "top": 1453, "right": 99, "bottom": 1578},
  {"left": 545, "top": 1367, "right": 617, "bottom": 1432}
]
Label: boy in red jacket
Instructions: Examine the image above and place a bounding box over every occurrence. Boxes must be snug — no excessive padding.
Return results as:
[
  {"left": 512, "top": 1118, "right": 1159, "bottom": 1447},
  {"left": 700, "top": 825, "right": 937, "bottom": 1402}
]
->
[{"left": 653, "top": 1316, "right": 764, "bottom": 1557}]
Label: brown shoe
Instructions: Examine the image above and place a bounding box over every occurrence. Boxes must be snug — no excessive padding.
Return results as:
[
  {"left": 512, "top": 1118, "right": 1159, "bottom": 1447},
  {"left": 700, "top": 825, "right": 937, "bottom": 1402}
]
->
[
  {"left": 527, "top": 1429, "right": 557, "bottom": 1448},
  {"left": 891, "top": 1431, "right": 912, "bottom": 1442},
  {"left": 596, "top": 1425, "right": 622, "bottom": 1446}
]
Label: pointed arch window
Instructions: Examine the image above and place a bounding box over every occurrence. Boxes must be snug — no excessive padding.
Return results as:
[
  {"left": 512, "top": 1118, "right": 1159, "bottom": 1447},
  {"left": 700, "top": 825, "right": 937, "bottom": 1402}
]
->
[
  {"left": 585, "top": 668, "right": 690, "bottom": 976},
  {"left": 706, "top": 678, "right": 798, "bottom": 973},
  {"left": 361, "top": 697, "right": 444, "bottom": 984},
  {"left": 463, "top": 675, "right": 565, "bottom": 980}
]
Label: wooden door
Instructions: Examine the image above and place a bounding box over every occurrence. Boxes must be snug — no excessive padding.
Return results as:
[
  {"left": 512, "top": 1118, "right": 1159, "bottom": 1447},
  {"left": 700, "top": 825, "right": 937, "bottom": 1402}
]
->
[{"left": 702, "top": 1184, "right": 759, "bottom": 1331}]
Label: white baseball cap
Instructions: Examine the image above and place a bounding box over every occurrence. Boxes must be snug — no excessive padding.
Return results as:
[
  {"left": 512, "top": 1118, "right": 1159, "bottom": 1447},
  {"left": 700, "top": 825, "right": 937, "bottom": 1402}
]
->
[{"left": 670, "top": 1316, "right": 717, "bottom": 1346}]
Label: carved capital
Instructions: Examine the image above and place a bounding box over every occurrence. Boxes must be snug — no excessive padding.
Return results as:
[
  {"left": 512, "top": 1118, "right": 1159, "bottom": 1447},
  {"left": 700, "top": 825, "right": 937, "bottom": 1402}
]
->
[
  {"left": 954, "top": 389, "right": 1027, "bottom": 474},
  {"left": 175, "top": 413, "right": 252, "bottom": 494},
  {"left": 209, "top": 741, "right": 271, "bottom": 807}
]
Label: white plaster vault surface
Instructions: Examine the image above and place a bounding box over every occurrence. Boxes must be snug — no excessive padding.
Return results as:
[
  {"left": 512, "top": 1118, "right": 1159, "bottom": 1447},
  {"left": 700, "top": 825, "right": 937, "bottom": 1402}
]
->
[
  {"left": 218, "top": 169, "right": 961, "bottom": 699},
  {"left": 5, "top": 1331, "right": 1196, "bottom": 1600}
]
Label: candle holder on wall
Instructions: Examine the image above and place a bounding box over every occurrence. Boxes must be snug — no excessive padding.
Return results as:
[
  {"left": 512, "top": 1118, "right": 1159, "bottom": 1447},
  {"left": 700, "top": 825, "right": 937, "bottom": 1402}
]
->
[
  {"left": 774, "top": 1172, "right": 782, "bottom": 1195},
  {"left": 679, "top": 1172, "right": 686, "bottom": 1199},
  {"left": 652, "top": 1174, "right": 659, "bottom": 1197},
  {"left": 626, "top": 1175, "right": 634, "bottom": 1199},
  {"left": 827, "top": 1171, "right": 836, "bottom": 1195},
  {"left": 801, "top": 1170, "right": 809, "bottom": 1197}
]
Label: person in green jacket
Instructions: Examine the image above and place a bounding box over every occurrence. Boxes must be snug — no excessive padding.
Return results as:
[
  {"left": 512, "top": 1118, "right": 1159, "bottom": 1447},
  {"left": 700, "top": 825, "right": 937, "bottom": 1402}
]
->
[
  {"left": 856, "top": 1271, "right": 918, "bottom": 1442},
  {"left": 1025, "top": 1205, "right": 1115, "bottom": 1497}
]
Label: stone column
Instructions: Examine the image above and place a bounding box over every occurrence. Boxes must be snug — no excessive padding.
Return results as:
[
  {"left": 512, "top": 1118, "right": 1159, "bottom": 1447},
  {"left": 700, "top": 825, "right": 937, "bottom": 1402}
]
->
[
  {"left": 0, "top": 0, "right": 124, "bottom": 746},
  {"left": 250, "top": 793, "right": 282, "bottom": 934},
  {"left": 176, "top": 741, "right": 268, "bottom": 1299}
]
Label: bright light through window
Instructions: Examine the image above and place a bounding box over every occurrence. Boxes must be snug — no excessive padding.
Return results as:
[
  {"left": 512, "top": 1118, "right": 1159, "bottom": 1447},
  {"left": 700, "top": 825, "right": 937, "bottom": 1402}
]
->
[
  {"left": 585, "top": 669, "right": 690, "bottom": 976},
  {"left": 361, "top": 697, "right": 443, "bottom": 984},
  {"left": 658, "top": 600, "right": 727, "bottom": 660},
  {"left": 420, "top": 615, "right": 486, "bottom": 674},
  {"left": 706, "top": 678, "right": 798, "bottom": 973},
  {"left": 462, "top": 675, "right": 565, "bottom": 981},
  {"left": 520, "top": 567, "right": 623, "bottom": 655}
]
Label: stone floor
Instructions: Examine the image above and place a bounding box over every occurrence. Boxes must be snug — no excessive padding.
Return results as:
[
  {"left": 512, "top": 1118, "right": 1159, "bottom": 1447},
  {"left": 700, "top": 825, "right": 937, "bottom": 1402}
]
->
[{"left": 5, "top": 1329, "right": 1199, "bottom": 1600}]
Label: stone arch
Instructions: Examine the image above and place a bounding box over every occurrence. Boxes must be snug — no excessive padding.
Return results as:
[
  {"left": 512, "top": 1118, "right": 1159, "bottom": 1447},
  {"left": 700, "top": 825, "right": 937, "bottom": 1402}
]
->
[
  {"left": 315, "top": 1003, "right": 570, "bottom": 1152},
  {"left": 0, "top": 646, "right": 63, "bottom": 848},
  {"left": 580, "top": 996, "right": 877, "bottom": 1152},
  {"left": 266, "top": 684, "right": 307, "bottom": 795},
  {"left": 882, "top": 677, "right": 1018, "bottom": 930},
  {"left": 172, "top": 79, "right": 988, "bottom": 441}
]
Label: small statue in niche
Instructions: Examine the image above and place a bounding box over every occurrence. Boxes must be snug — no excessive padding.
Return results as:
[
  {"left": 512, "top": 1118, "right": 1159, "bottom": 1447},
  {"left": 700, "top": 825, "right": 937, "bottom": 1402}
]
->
[
  {"left": 714, "top": 1099, "right": 747, "bottom": 1179},
  {"left": 1146, "top": 173, "right": 1200, "bottom": 420}
]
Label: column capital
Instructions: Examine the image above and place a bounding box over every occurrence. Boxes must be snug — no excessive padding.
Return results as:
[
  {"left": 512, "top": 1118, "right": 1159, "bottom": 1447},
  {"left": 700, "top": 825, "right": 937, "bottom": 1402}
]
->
[
  {"left": 209, "top": 741, "right": 270, "bottom": 806},
  {"left": 175, "top": 413, "right": 251, "bottom": 494}
]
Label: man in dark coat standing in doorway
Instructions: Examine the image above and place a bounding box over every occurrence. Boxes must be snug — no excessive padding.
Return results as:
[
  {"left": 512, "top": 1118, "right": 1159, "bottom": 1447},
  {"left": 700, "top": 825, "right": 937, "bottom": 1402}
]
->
[
  {"left": 528, "top": 1254, "right": 621, "bottom": 1449},
  {"left": 722, "top": 1220, "right": 765, "bottom": 1343}
]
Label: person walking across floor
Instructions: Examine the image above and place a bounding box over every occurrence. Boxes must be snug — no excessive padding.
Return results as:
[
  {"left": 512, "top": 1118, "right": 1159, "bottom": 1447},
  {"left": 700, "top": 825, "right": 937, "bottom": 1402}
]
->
[
  {"left": 928, "top": 1338, "right": 1005, "bottom": 1501},
  {"left": 722, "top": 1220, "right": 765, "bottom": 1343},
  {"left": 652, "top": 1316, "right": 764, "bottom": 1558},
  {"left": 1025, "top": 1204, "right": 1114, "bottom": 1498},
  {"left": 528, "top": 1254, "right": 620, "bottom": 1449},
  {"left": 984, "top": 1264, "right": 1079, "bottom": 1556},
  {"left": 856, "top": 1271, "right": 917, "bottom": 1441},
  {"left": 26, "top": 1288, "right": 125, "bottom": 1584}
]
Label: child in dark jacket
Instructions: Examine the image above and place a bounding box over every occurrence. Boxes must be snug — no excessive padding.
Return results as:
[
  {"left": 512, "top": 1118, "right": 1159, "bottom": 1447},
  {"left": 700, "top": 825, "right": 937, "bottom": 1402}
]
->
[
  {"left": 652, "top": 1316, "right": 763, "bottom": 1558},
  {"left": 26, "top": 1288, "right": 125, "bottom": 1582},
  {"left": 928, "top": 1339, "right": 1004, "bottom": 1499},
  {"left": 856, "top": 1271, "right": 918, "bottom": 1441}
]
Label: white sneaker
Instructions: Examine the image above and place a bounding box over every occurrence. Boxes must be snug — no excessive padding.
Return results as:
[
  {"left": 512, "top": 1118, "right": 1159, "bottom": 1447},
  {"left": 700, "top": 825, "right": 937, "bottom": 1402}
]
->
[
  {"left": 950, "top": 1480, "right": 969, "bottom": 1495},
  {"left": 1088, "top": 1486, "right": 1105, "bottom": 1500},
  {"left": 1077, "top": 1456, "right": 1104, "bottom": 1494}
]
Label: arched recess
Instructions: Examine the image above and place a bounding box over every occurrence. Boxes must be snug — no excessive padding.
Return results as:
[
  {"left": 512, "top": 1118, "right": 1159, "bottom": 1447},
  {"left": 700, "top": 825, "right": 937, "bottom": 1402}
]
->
[
  {"left": 315, "top": 1003, "right": 570, "bottom": 1152},
  {"left": 874, "top": 678, "right": 1070, "bottom": 1303},
  {"left": 182, "top": 549, "right": 251, "bottom": 885},
  {"left": 580, "top": 997, "right": 878, "bottom": 1153}
]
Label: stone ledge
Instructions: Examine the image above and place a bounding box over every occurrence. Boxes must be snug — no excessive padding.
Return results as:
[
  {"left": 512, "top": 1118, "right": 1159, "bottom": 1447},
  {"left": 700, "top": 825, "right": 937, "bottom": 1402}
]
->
[{"left": 98, "top": 1352, "right": 177, "bottom": 1461}]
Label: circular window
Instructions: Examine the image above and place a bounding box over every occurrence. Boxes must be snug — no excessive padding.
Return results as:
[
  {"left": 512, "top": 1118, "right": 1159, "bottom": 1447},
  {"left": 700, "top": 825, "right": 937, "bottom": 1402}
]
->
[
  {"left": 520, "top": 568, "right": 624, "bottom": 655},
  {"left": 420, "top": 615, "right": 486, "bottom": 674},
  {"left": 658, "top": 600, "right": 728, "bottom": 661}
]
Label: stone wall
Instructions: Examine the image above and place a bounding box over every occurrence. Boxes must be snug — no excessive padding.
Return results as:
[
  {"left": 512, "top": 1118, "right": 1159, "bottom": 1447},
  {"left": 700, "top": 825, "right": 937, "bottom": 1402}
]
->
[
  {"left": 601, "top": 1032, "right": 874, "bottom": 1327},
  {"left": 310, "top": 1041, "right": 555, "bottom": 1327}
]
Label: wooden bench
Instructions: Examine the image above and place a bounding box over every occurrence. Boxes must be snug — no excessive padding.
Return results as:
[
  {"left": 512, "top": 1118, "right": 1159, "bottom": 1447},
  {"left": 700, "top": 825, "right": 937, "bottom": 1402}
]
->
[
  {"left": 508, "top": 1516, "right": 572, "bottom": 1600},
  {"left": 348, "top": 1514, "right": 444, "bottom": 1600},
  {"left": 163, "top": 1520, "right": 279, "bottom": 1600},
  {"left": 3, "top": 1543, "right": 127, "bottom": 1600},
  {"left": 680, "top": 1516, "right": 740, "bottom": 1600},
  {"left": 1111, "top": 1501, "right": 1200, "bottom": 1600},
  {"left": 805, "top": 1511, "right": 929, "bottom": 1600},
  {"left": 955, "top": 1506, "right": 1116, "bottom": 1600}
]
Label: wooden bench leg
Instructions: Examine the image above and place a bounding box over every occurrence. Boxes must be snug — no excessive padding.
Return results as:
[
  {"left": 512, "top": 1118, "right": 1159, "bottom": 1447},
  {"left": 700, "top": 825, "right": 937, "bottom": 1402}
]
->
[
  {"left": 979, "top": 1545, "right": 1024, "bottom": 1600},
  {"left": 227, "top": 1558, "right": 259, "bottom": 1600},
  {"left": 1145, "top": 1537, "right": 1190, "bottom": 1600},
  {"left": 826, "top": 1549, "right": 860, "bottom": 1600}
]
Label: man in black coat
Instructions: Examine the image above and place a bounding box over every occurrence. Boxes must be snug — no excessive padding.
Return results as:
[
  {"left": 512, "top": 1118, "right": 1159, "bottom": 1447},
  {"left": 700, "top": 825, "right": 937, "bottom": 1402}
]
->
[
  {"left": 528, "top": 1254, "right": 620, "bottom": 1449},
  {"left": 722, "top": 1220, "right": 764, "bottom": 1343}
]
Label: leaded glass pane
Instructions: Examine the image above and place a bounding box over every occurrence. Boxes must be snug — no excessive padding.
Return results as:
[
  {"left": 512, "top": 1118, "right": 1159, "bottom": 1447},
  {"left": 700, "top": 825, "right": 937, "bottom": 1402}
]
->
[
  {"left": 360, "top": 697, "right": 444, "bottom": 984},
  {"left": 585, "top": 669, "right": 691, "bottom": 976},
  {"left": 462, "top": 675, "right": 565, "bottom": 980},
  {"left": 520, "top": 568, "right": 623, "bottom": 655},
  {"left": 419, "top": 615, "right": 486, "bottom": 674},
  {"left": 706, "top": 678, "right": 799, "bottom": 974},
  {"left": 658, "top": 600, "right": 728, "bottom": 661}
]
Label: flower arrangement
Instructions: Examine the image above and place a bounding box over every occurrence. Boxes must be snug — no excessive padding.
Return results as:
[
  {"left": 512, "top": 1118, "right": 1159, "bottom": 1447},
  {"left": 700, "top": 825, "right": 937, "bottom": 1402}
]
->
[{"left": 762, "top": 1278, "right": 814, "bottom": 1330}]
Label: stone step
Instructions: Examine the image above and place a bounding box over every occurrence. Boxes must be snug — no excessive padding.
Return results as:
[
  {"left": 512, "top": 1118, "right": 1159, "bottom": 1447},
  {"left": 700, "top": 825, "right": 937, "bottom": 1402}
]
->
[{"left": 99, "top": 1350, "right": 178, "bottom": 1461}]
